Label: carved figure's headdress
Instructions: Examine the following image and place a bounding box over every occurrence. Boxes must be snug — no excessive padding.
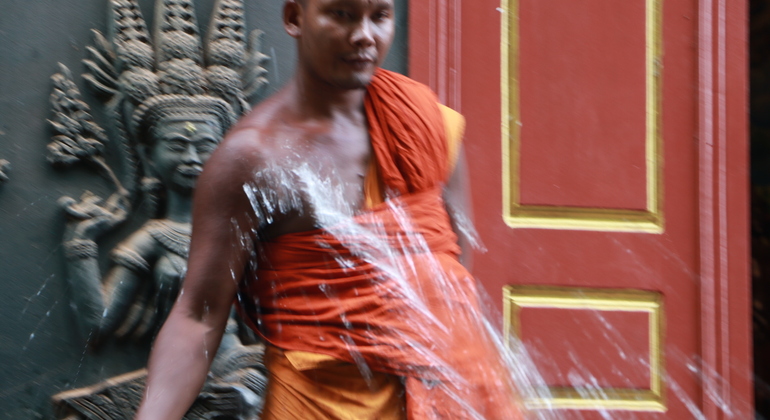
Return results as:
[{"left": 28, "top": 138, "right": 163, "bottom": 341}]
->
[
  {"left": 47, "top": 0, "right": 268, "bottom": 213},
  {"left": 85, "top": 0, "right": 268, "bottom": 143}
]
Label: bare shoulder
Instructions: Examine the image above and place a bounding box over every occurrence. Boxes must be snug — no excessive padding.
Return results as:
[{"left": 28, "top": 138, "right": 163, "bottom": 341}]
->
[
  {"left": 195, "top": 93, "right": 297, "bottom": 212},
  {"left": 202, "top": 100, "right": 284, "bottom": 185}
]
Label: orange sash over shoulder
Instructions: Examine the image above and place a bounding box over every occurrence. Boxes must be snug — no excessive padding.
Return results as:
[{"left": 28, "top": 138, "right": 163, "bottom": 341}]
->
[{"left": 241, "top": 69, "right": 522, "bottom": 419}]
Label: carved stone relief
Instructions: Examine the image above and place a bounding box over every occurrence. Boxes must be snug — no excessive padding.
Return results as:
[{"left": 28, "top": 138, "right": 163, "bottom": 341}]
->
[{"left": 46, "top": 0, "right": 269, "bottom": 418}]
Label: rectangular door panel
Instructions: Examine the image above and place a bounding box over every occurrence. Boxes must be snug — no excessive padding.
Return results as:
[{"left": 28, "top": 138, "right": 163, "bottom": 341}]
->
[{"left": 517, "top": 0, "right": 650, "bottom": 212}]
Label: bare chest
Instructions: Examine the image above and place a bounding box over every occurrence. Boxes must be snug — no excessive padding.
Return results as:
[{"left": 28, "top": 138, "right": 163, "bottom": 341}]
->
[{"left": 250, "top": 126, "right": 373, "bottom": 239}]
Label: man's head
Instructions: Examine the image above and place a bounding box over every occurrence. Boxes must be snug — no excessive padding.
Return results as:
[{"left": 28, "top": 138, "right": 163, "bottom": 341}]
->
[{"left": 284, "top": 0, "right": 396, "bottom": 89}]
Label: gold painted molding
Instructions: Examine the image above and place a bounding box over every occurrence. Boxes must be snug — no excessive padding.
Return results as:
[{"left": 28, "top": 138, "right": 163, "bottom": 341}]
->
[
  {"left": 501, "top": 0, "right": 664, "bottom": 233},
  {"left": 503, "top": 285, "right": 666, "bottom": 412}
]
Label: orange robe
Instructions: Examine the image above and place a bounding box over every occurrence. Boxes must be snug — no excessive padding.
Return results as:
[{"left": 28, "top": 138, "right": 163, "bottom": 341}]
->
[{"left": 240, "top": 69, "right": 523, "bottom": 419}]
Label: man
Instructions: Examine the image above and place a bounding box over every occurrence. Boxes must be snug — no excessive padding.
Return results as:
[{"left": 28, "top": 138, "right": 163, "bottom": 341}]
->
[{"left": 135, "top": 0, "right": 523, "bottom": 418}]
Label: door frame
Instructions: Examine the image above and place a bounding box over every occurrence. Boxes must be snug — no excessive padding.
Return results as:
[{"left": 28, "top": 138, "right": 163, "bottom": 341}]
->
[{"left": 696, "top": 0, "right": 752, "bottom": 418}]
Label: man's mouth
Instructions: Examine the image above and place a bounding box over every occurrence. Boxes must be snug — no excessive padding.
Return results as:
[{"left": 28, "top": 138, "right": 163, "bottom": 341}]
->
[{"left": 342, "top": 54, "right": 375, "bottom": 68}]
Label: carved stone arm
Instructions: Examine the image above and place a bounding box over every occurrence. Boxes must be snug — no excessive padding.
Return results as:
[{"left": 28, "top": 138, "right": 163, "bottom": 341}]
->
[
  {"left": 59, "top": 191, "right": 149, "bottom": 343},
  {"left": 63, "top": 242, "right": 151, "bottom": 343}
]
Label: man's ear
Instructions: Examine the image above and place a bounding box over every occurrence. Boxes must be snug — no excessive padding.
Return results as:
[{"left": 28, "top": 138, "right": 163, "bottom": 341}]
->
[{"left": 284, "top": 0, "right": 302, "bottom": 38}]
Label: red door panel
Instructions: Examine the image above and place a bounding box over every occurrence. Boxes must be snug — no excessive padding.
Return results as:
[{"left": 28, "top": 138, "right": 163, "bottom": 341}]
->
[{"left": 410, "top": 0, "right": 751, "bottom": 418}]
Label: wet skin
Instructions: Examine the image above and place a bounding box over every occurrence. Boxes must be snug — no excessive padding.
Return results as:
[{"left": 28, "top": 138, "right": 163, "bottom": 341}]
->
[
  {"left": 135, "top": 0, "right": 455, "bottom": 418},
  {"left": 231, "top": 93, "right": 374, "bottom": 240},
  {"left": 139, "top": 0, "right": 476, "bottom": 415},
  {"left": 220, "top": 0, "right": 398, "bottom": 240}
]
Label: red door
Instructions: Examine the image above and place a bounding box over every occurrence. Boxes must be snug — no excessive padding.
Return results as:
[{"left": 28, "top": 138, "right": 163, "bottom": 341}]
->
[{"left": 409, "top": 0, "right": 751, "bottom": 418}]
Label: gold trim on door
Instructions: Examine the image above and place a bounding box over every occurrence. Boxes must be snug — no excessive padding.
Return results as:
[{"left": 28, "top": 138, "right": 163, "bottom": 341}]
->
[
  {"left": 503, "top": 286, "right": 666, "bottom": 412},
  {"left": 500, "top": 0, "right": 664, "bottom": 233}
]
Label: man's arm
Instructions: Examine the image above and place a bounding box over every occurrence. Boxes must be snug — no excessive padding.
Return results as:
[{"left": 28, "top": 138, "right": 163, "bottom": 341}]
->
[
  {"left": 443, "top": 145, "right": 475, "bottom": 269},
  {"left": 135, "top": 130, "right": 261, "bottom": 420}
]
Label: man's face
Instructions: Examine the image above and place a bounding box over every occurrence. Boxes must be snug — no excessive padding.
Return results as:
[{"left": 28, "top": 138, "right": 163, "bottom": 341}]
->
[{"left": 292, "top": 0, "right": 396, "bottom": 89}]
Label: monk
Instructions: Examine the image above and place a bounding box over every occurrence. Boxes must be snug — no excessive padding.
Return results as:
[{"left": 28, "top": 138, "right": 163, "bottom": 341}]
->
[{"left": 136, "top": 0, "right": 524, "bottom": 419}]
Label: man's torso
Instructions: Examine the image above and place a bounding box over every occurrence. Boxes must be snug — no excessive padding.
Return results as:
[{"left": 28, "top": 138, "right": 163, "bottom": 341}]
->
[{"left": 224, "top": 90, "right": 375, "bottom": 241}]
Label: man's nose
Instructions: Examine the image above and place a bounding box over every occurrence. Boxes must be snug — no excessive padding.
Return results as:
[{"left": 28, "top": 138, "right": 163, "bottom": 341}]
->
[
  {"left": 182, "top": 143, "right": 202, "bottom": 165},
  {"left": 350, "top": 19, "right": 375, "bottom": 47}
]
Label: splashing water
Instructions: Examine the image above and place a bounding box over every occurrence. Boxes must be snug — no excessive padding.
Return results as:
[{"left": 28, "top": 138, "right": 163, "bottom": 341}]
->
[
  {"left": 234, "top": 161, "right": 754, "bottom": 419},
  {"left": 236, "top": 161, "right": 544, "bottom": 418}
]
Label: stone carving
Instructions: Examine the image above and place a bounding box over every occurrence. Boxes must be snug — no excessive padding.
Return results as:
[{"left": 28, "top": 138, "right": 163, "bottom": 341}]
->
[
  {"left": 53, "top": 320, "right": 268, "bottom": 420},
  {"left": 47, "top": 0, "right": 269, "bottom": 418}
]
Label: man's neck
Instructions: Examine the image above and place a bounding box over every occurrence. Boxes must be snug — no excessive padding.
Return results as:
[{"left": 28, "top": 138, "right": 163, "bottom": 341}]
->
[{"left": 290, "top": 69, "right": 368, "bottom": 121}]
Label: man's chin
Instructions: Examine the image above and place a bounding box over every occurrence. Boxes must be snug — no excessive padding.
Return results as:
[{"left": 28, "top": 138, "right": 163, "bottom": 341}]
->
[{"left": 333, "top": 72, "right": 375, "bottom": 90}]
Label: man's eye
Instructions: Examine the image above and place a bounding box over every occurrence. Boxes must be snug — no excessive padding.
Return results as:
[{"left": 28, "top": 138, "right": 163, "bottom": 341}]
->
[
  {"left": 331, "top": 9, "right": 351, "bottom": 19},
  {"left": 372, "top": 11, "right": 390, "bottom": 21}
]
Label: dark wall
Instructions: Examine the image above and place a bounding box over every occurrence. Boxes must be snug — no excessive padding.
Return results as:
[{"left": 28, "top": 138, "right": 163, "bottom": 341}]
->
[{"left": 0, "top": 0, "right": 407, "bottom": 418}]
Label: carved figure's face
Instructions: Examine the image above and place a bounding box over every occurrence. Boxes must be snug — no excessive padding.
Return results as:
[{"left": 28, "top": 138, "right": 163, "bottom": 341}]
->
[
  {"left": 287, "top": 0, "right": 395, "bottom": 89},
  {"left": 150, "top": 119, "right": 221, "bottom": 194}
]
